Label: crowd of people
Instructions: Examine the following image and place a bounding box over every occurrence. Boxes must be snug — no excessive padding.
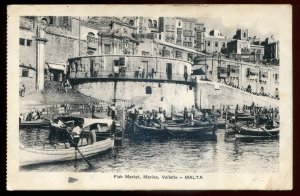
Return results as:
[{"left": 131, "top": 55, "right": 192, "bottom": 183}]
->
[
  {"left": 135, "top": 67, "right": 156, "bottom": 79},
  {"left": 219, "top": 80, "right": 280, "bottom": 100},
  {"left": 233, "top": 103, "right": 280, "bottom": 127},
  {"left": 19, "top": 108, "right": 42, "bottom": 122},
  {"left": 127, "top": 105, "right": 166, "bottom": 126},
  {"left": 126, "top": 105, "right": 212, "bottom": 127}
]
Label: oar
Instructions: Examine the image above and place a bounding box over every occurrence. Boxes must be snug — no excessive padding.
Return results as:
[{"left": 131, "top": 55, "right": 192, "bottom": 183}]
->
[
  {"left": 259, "top": 125, "right": 274, "bottom": 137},
  {"left": 67, "top": 132, "right": 94, "bottom": 169},
  {"left": 50, "top": 120, "right": 93, "bottom": 169}
]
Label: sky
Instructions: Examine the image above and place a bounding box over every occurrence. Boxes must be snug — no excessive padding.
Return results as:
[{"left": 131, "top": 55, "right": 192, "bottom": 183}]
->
[{"left": 198, "top": 16, "right": 279, "bottom": 41}]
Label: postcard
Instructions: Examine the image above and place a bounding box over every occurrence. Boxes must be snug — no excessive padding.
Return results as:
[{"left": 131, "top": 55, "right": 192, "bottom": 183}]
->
[{"left": 7, "top": 4, "right": 292, "bottom": 190}]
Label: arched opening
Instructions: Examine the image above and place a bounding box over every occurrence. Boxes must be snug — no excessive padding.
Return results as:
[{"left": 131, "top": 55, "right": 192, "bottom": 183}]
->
[
  {"left": 129, "top": 20, "right": 134, "bottom": 26},
  {"left": 40, "top": 17, "right": 49, "bottom": 26},
  {"left": 146, "top": 86, "right": 152, "bottom": 94},
  {"left": 247, "top": 85, "right": 252, "bottom": 93},
  {"left": 148, "top": 19, "right": 153, "bottom": 28},
  {"left": 87, "top": 32, "right": 95, "bottom": 37},
  {"left": 260, "top": 86, "right": 264, "bottom": 94},
  {"left": 153, "top": 20, "right": 157, "bottom": 28}
]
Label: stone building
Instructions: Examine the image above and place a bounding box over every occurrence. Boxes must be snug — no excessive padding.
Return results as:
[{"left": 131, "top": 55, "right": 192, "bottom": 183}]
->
[
  {"left": 203, "top": 29, "right": 231, "bottom": 54},
  {"left": 195, "top": 57, "right": 279, "bottom": 98},
  {"left": 182, "top": 18, "right": 197, "bottom": 48},
  {"left": 194, "top": 23, "right": 206, "bottom": 51},
  {"left": 19, "top": 16, "right": 81, "bottom": 93},
  {"left": 263, "top": 35, "right": 280, "bottom": 64},
  {"left": 227, "top": 28, "right": 266, "bottom": 62},
  {"left": 158, "top": 17, "right": 176, "bottom": 44}
]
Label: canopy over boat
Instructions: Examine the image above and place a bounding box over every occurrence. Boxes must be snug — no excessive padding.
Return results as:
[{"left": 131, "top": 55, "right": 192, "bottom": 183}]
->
[{"left": 82, "top": 118, "right": 113, "bottom": 128}]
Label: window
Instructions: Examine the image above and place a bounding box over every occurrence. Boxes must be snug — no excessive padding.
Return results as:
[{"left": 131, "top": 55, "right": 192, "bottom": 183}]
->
[
  {"left": 153, "top": 20, "right": 157, "bottom": 28},
  {"left": 27, "top": 39, "right": 32, "bottom": 46},
  {"left": 159, "top": 34, "right": 161, "bottom": 40},
  {"left": 215, "top": 41, "right": 218, "bottom": 47},
  {"left": 189, "top": 37, "right": 192, "bottom": 41},
  {"left": 178, "top": 22, "right": 181, "bottom": 26},
  {"left": 146, "top": 86, "right": 152, "bottom": 94},
  {"left": 244, "top": 32, "right": 246, "bottom": 38},
  {"left": 222, "top": 42, "right": 225, "bottom": 47},
  {"left": 246, "top": 68, "right": 250, "bottom": 77},
  {"left": 104, "top": 44, "right": 111, "bottom": 54},
  {"left": 148, "top": 19, "right": 153, "bottom": 28},
  {"left": 22, "top": 69, "right": 29, "bottom": 77},
  {"left": 207, "top": 41, "right": 210, "bottom": 46},
  {"left": 19, "top": 38, "right": 25, "bottom": 45},
  {"left": 142, "top": 51, "right": 150, "bottom": 56}
]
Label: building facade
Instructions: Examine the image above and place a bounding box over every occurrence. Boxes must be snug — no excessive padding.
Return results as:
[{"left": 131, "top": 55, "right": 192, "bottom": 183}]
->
[
  {"left": 19, "top": 16, "right": 81, "bottom": 93},
  {"left": 203, "top": 29, "right": 231, "bottom": 54},
  {"left": 195, "top": 57, "right": 279, "bottom": 98},
  {"left": 194, "top": 23, "right": 206, "bottom": 51}
]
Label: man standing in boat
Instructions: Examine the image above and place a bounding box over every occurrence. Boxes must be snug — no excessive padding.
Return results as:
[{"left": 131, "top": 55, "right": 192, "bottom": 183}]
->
[
  {"left": 183, "top": 107, "right": 188, "bottom": 122},
  {"left": 137, "top": 107, "right": 144, "bottom": 124},
  {"left": 190, "top": 105, "right": 196, "bottom": 125}
]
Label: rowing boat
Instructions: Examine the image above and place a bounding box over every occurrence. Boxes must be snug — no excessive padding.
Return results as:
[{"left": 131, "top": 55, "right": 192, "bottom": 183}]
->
[
  {"left": 164, "top": 121, "right": 215, "bottom": 136},
  {"left": 235, "top": 124, "right": 279, "bottom": 139},
  {"left": 20, "top": 117, "right": 115, "bottom": 166},
  {"left": 133, "top": 122, "right": 170, "bottom": 138},
  {"left": 20, "top": 138, "right": 114, "bottom": 166},
  {"left": 19, "top": 119, "right": 50, "bottom": 128}
]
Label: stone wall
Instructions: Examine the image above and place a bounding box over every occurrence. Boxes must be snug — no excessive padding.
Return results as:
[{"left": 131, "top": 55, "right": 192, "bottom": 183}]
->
[
  {"left": 195, "top": 80, "right": 279, "bottom": 109},
  {"left": 19, "top": 68, "right": 36, "bottom": 94},
  {"left": 76, "top": 80, "right": 195, "bottom": 112}
]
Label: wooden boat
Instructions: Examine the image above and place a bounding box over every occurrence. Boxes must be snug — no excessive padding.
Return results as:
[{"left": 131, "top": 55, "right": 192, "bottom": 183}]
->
[
  {"left": 20, "top": 117, "right": 115, "bottom": 166},
  {"left": 19, "top": 119, "right": 50, "bottom": 128},
  {"left": 133, "top": 122, "right": 170, "bottom": 138},
  {"left": 164, "top": 121, "right": 215, "bottom": 136},
  {"left": 20, "top": 138, "right": 114, "bottom": 166},
  {"left": 235, "top": 124, "right": 279, "bottom": 139}
]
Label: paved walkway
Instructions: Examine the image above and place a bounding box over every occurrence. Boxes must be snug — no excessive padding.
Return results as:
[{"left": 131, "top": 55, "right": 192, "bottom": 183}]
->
[{"left": 20, "top": 91, "right": 102, "bottom": 113}]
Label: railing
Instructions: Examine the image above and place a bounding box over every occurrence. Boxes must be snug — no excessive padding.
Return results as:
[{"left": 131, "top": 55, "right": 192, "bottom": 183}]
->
[{"left": 69, "top": 70, "right": 194, "bottom": 82}]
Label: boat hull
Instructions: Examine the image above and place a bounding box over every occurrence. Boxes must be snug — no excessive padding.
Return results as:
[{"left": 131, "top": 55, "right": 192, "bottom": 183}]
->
[
  {"left": 165, "top": 123, "right": 215, "bottom": 136},
  {"left": 20, "top": 138, "right": 114, "bottom": 167},
  {"left": 19, "top": 119, "right": 50, "bottom": 128},
  {"left": 235, "top": 125, "right": 279, "bottom": 139},
  {"left": 132, "top": 122, "right": 170, "bottom": 138}
]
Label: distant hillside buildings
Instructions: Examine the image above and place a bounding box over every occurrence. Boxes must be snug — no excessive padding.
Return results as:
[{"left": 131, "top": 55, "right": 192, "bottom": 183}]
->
[{"left": 19, "top": 16, "right": 280, "bottom": 99}]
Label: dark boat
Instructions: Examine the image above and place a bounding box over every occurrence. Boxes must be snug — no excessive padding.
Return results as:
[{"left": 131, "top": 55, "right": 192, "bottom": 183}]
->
[
  {"left": 235, "top": 124, "right": 279, "bottom": 139},
  {"left": 164, "top": 121, "right": 216, "bottom": 137},
  {"left": 19, "top": 119, "right": 50, "bottom": 128},
  {"left": 132, "top": 122, "right": 170, "bottom": 138}
]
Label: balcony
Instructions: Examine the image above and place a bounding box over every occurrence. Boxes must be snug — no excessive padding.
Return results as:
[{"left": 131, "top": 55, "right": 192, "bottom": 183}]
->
[
  {"left": 183, "top": 30, "right": 194, "bottom": 37},
  {"left": 69, "top": 70, "right": 195, "bottom": 85}
]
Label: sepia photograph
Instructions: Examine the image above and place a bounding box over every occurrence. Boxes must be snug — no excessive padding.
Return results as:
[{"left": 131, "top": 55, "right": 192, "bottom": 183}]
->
[{"left": 7, "top": 4, "right": 292, "bottom": 190}]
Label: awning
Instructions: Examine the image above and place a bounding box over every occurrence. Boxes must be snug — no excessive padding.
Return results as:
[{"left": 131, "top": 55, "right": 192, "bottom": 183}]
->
[
  {"left": 45, "top": 62, "right": 66, "bottom": 73},
  {"left": 19, "top": 63, "right": 36, "bottom": 71},
  {"left": 192, "top": 64, "right": 208, "bottom": 75},
  {"left": 260, "top": 71, "right": 269, "bottom": 78},
  {"left": 249, "top": 68, "right": 258, "bottom": 75}
]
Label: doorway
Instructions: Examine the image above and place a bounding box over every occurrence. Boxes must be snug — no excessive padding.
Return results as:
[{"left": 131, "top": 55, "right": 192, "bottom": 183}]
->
[{"left": 167, "top": 63, "right": 172, "bottom": 80}]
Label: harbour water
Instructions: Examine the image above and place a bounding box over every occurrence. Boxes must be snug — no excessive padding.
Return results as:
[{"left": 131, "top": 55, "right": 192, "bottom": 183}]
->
[{"left": 20, "top": 127, "right": 279, "bottom": 173}]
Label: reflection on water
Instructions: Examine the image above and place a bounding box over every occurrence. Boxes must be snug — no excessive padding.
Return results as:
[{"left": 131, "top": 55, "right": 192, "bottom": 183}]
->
[{"left": 20, "top": 128, "right": 279, "bottom": 173}]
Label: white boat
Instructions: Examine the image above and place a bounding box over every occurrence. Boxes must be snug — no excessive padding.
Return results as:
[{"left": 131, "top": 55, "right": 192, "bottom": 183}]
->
[
  {"left": 20, "top": 138, "right": 114, "bottom": 166},
  {"left": 20, "top": 117, "right": 115, "bottom": 166}
]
